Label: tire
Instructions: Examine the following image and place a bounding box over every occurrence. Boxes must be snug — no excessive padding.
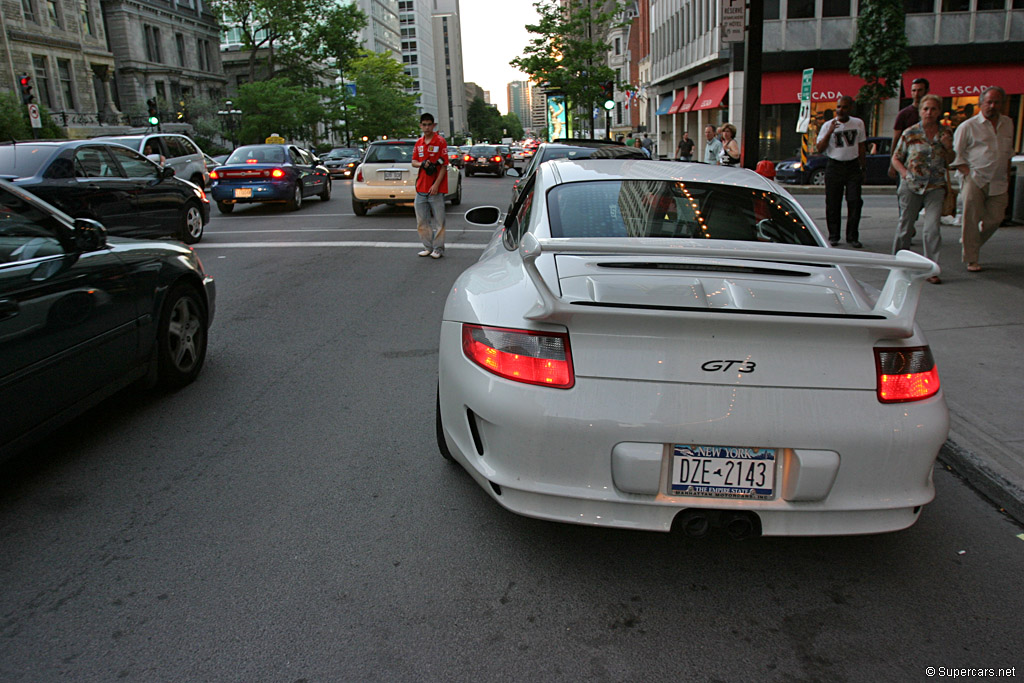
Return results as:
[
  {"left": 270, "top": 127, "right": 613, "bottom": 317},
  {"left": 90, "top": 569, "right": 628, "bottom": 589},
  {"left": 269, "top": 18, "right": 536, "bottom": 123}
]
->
[
  {"left": 320, "top": 178, "right": 332, "bottom": 202},
  {"left": 287, "top": 184, "right": 303, "bottom": 211},
  {"left": 156, "top": 283, "right": 208, "bottom": 390},
  {"left": 352, "top": 195, "right": 367, "bottom": 216},
  {"left": 449, "top": 177, "right": 462, "bottom": 206},
  {"left": 467, "top": 169, "right": 474, "bottom": 177},
  {"left": 178, "top": 201, "right": 204, "bottom": 243},
  {"left": 436, "top": 388, "right": 454, "bottom": 461},
  {"left": 217, "top": 201, "right": 234, "bottom": 214},
  {"left": 810, "top": 169, "right": 826, "bottom": 186}
]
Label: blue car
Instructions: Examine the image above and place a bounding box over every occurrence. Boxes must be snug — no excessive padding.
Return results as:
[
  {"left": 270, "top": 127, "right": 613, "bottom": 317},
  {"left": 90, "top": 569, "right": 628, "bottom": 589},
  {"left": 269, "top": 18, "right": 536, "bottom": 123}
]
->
[
  {"left": 209, "top": 143, "right": 331, "bottom": 214},
  {"left": 774, "top": 136, "right": 896, "bottom": 186}
]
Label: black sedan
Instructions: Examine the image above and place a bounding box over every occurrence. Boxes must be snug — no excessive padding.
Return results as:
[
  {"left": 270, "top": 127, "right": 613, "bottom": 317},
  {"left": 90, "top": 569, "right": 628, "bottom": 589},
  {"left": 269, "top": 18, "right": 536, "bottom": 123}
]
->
[
  {"left": 463, "top": 145, "right": 507, "bottom": 177},
  {"left": 774, "top": 136, "right": 897, "bottom": 186},
  {"left": 209, "top": 144, "right": 331, "bottom": 214},
  {"left": 0, "top": 140, "right": 210, "bottom": 244},
  {"left": 0, "top": 179, "right": 215, "bottom": 460},
  {"left": 321, "top": 148, "right": 363, "bottom": 179}
]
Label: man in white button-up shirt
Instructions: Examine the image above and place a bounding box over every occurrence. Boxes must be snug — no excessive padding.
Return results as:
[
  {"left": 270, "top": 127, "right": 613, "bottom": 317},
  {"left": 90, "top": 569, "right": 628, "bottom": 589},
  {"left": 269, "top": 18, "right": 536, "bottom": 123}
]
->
[{"left": 951, "top": 86, "right": 1015, "bottom": 272}]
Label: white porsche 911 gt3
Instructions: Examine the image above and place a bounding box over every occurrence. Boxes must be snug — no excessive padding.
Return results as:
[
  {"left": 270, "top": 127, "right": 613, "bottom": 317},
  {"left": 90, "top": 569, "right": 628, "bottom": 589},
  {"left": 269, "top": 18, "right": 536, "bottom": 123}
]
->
[{"left": 437, "top": 159, "right": 949, "bottom": 538}]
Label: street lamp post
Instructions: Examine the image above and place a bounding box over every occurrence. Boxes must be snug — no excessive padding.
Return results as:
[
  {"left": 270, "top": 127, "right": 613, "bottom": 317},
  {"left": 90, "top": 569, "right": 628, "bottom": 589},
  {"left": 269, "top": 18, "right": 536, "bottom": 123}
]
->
[{"left": 217, "top": 101, "right": 242, "bottom": 149}]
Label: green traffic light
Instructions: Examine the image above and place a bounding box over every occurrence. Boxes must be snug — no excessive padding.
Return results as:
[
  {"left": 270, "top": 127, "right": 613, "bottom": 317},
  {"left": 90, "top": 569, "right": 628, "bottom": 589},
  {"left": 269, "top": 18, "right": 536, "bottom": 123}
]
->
[
  {"left": 603, "top": 100, "right": 615, "bottom": 110},
  {"left": 148, "top": 116, "right": 159, "bottom": 126}
]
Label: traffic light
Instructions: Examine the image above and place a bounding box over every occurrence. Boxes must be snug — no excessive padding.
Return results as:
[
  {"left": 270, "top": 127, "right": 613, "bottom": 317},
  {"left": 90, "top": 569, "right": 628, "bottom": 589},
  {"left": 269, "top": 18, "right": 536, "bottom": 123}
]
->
[
  {"left": 147, "top": 98, "right": 159, "bottom": 126},
  {"left": 602, "top": 80, "right": 615, "bottom": 111},
  {"left": 19, "top": 74, "right": 34, "bottom": 104}
]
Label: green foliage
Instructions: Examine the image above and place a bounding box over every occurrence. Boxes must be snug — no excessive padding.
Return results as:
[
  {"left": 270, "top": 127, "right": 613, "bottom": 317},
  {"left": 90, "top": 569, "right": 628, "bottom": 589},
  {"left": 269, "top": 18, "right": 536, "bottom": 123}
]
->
[
  {"left": 512, "top": 0, "right": 626, "bottom": 136},
  {"left": 233, "top": 78, "right": 326, "bottom": 144},
  {"left": 501, "top": 112, "right": 524, "bottom": 141},
  {"left": 0, "top": 92, "right": 66, "bottom": 139},
  {"left": 850, "top": 0, "right": 911, "bottom": 112},
  {"left": 346, "top": 52, "right": 419, "bottom": 141},
  {"left": 467, "top": 97, "right": 504, "bottom": 142}
]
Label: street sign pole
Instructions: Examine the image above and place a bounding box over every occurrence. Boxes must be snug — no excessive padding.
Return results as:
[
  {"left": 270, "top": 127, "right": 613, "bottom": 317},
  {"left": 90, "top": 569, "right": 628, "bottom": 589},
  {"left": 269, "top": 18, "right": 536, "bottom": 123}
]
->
[
  {"left": 740, "top": 0, "right": 763, "bottom": 170},
  {"left": 27, "top": 103, "right": 41, "bottom": 139}
]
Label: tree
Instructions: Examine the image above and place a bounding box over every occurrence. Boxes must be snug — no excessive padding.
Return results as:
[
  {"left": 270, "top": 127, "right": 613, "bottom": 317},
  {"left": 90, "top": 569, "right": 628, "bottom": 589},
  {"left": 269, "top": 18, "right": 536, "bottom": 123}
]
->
[
  {"left": 233, "top": 78, "right": 326, "bottom": 144},
  {"left": 501, "top": 112, "right": 525, "bottom": 141},
  {"left": 467, "top": 97, "right": 503, "bottom": 141},
  {"left": 512, "top": 0, "right": 625, "bottom": 138},
  {"left": 346, "top": 52, "right": 419, "bottom": 141},
  {"left": 849, "top": 0, "right": 911, "bottom": 129},
  {"left": 0, "top": 92, "right": 66, "bottom": 140}
]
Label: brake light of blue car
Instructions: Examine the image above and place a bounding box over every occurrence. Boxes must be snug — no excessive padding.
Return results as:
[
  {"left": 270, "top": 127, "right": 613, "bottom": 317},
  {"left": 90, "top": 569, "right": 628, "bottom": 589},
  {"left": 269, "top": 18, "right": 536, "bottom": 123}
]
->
[{"left": 462, "top": 324, "right": 574, "bottom": 389}]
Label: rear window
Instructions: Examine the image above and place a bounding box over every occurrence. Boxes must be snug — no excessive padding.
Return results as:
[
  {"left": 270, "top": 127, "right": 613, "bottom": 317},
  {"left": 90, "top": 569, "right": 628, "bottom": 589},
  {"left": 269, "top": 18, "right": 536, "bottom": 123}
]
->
[
  {"left": 364, "top": 144, "right": 413, "bottom": 164},
  {"left": 540, "top": 147, "right": 595, "bottom": 163},
  {"left": 0, "top": 145, "right": 57, "bottom": 178},
  {"left": 226, "top": 145, "right": 286, "bottom": 164},
  {"left": 546, "top": 180, "right": 818, "bottom": 246},
  {"left": 469, "top": 146, "right": 497, "bottom": 156}
]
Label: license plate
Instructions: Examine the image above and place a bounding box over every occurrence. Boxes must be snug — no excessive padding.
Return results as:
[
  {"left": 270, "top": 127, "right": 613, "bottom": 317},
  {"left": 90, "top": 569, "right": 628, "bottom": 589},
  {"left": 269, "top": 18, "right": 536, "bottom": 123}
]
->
[
  {"left": 477, "top": 157, "right": 486, "bottom": 162},
  {"left": 668, "top": 445, "right": 775, "bottom": 499},
  {"left": 234, "top": 188, "right": 252, "bottom": 198},
  {"left": 384, "top": 171, "right": 402, "bottom": 180}
]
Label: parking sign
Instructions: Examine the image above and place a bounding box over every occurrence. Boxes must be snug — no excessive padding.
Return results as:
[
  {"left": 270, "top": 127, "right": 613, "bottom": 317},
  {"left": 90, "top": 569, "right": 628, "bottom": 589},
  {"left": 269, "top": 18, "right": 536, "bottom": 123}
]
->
[{"left": 27, "top": 103, "right": 41, "bottom": 129}]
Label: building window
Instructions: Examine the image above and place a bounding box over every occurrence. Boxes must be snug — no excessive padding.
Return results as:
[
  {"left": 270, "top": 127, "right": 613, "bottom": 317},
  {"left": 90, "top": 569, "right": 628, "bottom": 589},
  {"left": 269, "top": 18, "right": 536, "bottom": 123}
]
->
[
  {"left": 614, "top": 37, "right": 621, "bottom": 55},
  {"left": 144, "top": 25, "right": 162, "bottom": 63},
  {"left": 45, "top": 0, "right": 60, "bottom": 26},
  {"left": 903, "top": 0, "right": 935, "bottom": 11},
  {"left": 976, "top": 0, "right": 1006, "bottom": 7},
  {"left": 21, "top": 0, "right": 36, "bottom": 22},
  {"left": 57, "top": 59, "right": 74, "bottom": 110},
  {"left": 155, "top": 80, "right": 166, "bottom": 101},
  {"left": 175, "top": 34, "right": 186, "bottom": 67},
  {"left": 822, "top": 0, "right": 850, "bottom": 16},
  {"left": 79, "top": 0, "right": 93, "bottom": 34},
  {"left": 788, "top": 0, "right": 815, "bottom": 18},
  {"left": 764, "top": 0, "right": 781, "bottom": 19},
  {"left": 32, "top": 55, "right": 52, "bottom": 108},
  {"left": 941, "top": 0, "right": 969, "bottom": 9}
]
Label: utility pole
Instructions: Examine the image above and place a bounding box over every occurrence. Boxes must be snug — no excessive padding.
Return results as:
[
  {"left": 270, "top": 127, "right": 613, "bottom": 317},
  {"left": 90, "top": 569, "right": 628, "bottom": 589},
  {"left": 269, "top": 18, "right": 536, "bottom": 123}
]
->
[{"left": 741, "top": 0, "right": 763, "bottom": 170}]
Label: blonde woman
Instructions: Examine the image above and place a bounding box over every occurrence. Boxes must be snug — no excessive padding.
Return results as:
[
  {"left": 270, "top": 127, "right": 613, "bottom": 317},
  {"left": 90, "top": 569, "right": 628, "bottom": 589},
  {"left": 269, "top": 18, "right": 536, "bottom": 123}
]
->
[{"left": 718, "top": 123, "right": 740, "bottom": 166}]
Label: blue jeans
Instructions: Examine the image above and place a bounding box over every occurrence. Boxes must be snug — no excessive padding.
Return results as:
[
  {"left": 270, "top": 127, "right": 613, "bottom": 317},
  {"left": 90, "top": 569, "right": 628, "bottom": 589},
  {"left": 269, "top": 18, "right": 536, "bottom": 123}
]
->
[{"left": 414, "top": 192, "right": 445, "bottom": 253}]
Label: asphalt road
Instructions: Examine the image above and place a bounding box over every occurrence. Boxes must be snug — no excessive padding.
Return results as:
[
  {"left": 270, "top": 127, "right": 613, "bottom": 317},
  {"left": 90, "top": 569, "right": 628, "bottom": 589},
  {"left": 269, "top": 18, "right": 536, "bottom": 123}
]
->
[{"left": 1, "top": 174, "right": 1022, "bottom": 682}]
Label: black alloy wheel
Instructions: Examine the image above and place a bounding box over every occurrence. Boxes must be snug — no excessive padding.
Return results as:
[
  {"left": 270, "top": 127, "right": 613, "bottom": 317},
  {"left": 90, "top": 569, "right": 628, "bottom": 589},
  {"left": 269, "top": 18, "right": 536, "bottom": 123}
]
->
[
  {"left": 178, "top": 201, "right": 204, "bottom": 243},
  {"left": 157, "top": 283, "right": 208, "bottom": 390}
]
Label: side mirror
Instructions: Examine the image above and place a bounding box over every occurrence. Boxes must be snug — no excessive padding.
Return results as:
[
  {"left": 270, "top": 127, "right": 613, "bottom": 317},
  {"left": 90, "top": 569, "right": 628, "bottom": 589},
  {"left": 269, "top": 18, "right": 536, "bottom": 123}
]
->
[
  {"left": 465, "top": 206, "right": 502, "bottom": 226},
  {"left": 506, "top": 168, "right": 521, "bottom": 178},
  {"left": 73, "top": 217, "right": 107, "bottom": 251},
  {"left": 160, "top": 166, "right": 176, "bottom": 179}
]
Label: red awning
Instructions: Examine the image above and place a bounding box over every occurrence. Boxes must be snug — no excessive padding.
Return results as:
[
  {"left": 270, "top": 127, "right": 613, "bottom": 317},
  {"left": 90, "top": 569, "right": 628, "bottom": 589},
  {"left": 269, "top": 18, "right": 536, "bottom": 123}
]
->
[
  {"left": 691, "top": 78, "right": 729, "bottom": 111},
  {"left": 904, "top": 64, "right": 1024, "bottom": 97},
  {"left": 760, "top": 70, "right": 872, "bottom": 105},
  {"left": 665, "top": 90, "right": 688, "bottom": 115},
  {"left": 677, "top": 88, "right": 701, "bottom": 113}
]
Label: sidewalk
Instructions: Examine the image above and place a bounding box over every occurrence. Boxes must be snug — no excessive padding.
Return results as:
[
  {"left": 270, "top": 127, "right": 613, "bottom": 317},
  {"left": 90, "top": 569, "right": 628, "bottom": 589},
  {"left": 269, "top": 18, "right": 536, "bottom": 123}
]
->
[{"left": 788, "top": 185, "right": 1024, "bottom": 524}]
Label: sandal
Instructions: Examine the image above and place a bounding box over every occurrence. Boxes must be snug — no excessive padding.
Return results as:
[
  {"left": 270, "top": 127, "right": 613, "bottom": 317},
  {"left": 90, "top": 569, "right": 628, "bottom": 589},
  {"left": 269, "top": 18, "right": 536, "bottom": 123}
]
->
[{"left": 967, "top": 263, "right": 983, "bottom": 272}]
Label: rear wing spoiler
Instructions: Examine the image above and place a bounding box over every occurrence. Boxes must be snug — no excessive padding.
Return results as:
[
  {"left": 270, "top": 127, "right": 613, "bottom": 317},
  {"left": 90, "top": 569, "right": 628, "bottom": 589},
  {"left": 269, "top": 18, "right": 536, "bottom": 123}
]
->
[{"left": 518, "top": 234, "right": 939, "bottom": 336}]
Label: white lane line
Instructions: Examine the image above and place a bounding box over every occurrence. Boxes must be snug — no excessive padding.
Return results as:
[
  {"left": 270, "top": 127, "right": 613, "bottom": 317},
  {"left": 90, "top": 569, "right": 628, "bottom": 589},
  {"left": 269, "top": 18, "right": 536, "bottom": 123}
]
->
[
  {"left": 195, "top": 241, "right": 486, "bottom": 249},
  {"left": 208, "top": 227, "right": 496, "bottom": 234}
]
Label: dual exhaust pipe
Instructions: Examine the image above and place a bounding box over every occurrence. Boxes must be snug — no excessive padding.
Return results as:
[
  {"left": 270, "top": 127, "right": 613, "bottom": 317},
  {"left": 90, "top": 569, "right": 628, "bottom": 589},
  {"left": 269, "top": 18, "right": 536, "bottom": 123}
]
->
[{"left": 674, "top": 509, "right": 762, "bottom": 540}]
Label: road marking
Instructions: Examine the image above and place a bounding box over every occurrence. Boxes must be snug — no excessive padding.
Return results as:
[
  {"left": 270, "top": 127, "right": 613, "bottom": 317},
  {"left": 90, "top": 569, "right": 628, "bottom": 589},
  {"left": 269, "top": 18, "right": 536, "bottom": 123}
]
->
[
  {"left": 207, "top": 227, "right": 496, "bottom": 234},
  {"left": 195, "top": 241, "right": 486, "bottom": 250}
]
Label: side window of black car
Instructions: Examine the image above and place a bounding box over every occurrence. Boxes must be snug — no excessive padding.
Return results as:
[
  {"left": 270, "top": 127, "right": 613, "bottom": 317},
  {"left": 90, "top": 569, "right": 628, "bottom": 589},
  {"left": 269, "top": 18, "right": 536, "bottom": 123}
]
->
[
  {"left": 0, "top": 187, "right": 65, "bottom": 263},
  {"left": 73, "top": 146, "right": 122, "bottom": 178},
  {"left": 107, "top": 145, "right": 159, "bottom": 180}
]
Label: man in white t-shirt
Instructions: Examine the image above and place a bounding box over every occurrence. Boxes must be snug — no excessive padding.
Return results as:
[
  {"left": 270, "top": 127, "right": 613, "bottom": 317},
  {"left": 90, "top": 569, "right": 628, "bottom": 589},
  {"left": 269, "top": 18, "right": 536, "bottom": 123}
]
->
[{"left": 816, "top": 96, "right": 867, "bottom": 248}]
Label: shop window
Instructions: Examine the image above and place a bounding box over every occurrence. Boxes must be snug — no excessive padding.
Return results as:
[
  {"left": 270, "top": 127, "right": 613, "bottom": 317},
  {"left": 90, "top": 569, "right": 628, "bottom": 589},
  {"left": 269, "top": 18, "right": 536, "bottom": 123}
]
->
[
  {"left": 904, "top": 0, "right": 935, "bottom": 10},
  {"left": 822, "top": 0, "right": 850, "bottom": 16},
  {"left": 976, "top": 0, "right": 1006, "bottom": 8},
  {"left": 788, "top": 0, "right": 815, "bottom": 18},
  {"left": 941, "top": 0, "right": 969, "bottom": 10},
  {"left": 764, "top": 0, "right": 781, "bottom": 19}
]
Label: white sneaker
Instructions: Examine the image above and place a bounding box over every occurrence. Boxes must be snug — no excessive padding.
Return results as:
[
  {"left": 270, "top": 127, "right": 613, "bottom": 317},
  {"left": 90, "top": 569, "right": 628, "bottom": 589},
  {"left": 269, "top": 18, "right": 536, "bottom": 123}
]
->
[
  {"left": 417, "top": 249, "right": 432, "bottom": 257},
  {"left": 430, "top": 250, "right": 443, "bottom": 259}
]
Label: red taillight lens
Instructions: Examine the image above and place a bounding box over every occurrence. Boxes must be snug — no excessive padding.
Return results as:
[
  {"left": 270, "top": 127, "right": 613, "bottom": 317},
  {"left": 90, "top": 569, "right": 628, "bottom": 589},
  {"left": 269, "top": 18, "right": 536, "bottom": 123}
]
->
[
  {"left": 492, "top": 156, "right": 502, "bottom": 162},
  {"left": 356, "top": 169, "right": 363, "bottom": 182},
  {"left": 271, "top": 168, "right": 285, "bottom": 178},
  {"left": 462, "top": 324, "right": 574, "bottom": 389},
  {"left": 875, "top": 346, "right": 940, "bottom": 403},
  {"left": 209, "top": 170, "right": 219, "bottom": 179},
  {"left": 463, "top": 155, "right": 471, "bottom": 161}
]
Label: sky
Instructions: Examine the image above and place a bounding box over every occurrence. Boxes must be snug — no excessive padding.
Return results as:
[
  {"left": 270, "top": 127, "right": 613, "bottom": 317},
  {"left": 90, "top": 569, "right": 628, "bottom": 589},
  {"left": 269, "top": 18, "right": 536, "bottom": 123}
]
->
[{"left": 458, "top": 1, "right": 541, "bottom": 115}]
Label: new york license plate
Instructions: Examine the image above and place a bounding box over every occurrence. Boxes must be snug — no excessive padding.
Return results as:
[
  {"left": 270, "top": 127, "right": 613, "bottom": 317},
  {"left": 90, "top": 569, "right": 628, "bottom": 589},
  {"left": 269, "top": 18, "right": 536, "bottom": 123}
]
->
[
  {"left": 234, "top": 188, "right": 252, "bottom": 198},
  {"left": 669, "top": 445, "right": 776, "bottom": 499},
  {"left": 384, "top": 171, "right": 402, "bottom": 180}
]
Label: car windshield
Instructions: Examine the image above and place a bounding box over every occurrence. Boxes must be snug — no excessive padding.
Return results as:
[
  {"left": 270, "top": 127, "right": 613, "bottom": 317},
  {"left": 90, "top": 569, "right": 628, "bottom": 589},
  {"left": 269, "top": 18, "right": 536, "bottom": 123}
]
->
[
  {"left": 226, "top": 145, "right": 286, "bottom": 164},
  {"left": 469, "top": 146, "right": 497, "bottom": 156},
  {"left": 541, "top": 147, "right": 595, "bottom": 162},
  {"left": 0, "top": 145, "right": 55, "bottom": 178},
  {"left": 545, "top": 180, "right": 818, "bottom": 246},
  {"left": 364, "top": 144, "right": 413, "bottom": 164}
]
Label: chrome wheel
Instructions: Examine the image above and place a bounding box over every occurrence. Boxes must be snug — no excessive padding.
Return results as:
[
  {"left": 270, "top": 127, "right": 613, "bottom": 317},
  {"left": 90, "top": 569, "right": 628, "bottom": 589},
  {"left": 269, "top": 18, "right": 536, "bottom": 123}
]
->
[{"left": 179, "top": 202, "right": 204, "bottom": 243}]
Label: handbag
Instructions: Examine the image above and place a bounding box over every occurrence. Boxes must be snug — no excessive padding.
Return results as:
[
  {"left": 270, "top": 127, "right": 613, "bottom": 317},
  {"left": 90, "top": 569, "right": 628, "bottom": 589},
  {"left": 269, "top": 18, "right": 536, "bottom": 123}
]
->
[{"left": 942, "top": 169, "right": 957, "bottom": 217}]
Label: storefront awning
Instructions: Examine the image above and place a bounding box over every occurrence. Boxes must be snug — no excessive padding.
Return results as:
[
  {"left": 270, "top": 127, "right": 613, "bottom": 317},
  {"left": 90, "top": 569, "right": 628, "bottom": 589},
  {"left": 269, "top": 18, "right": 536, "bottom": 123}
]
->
[
  {"left": 692, "top": 78, "right": 729, "bottom": 111},
  {"left": 655, "top": 94, "right": 676, "bottom": 116},
  {"left": 663, "top": 91, "right": 687, "bottom": 115},
  {"left": 676, "top": 89, "right": 701, "bottom": 114},
  {"left": 904, "top": 64, "right": 1024, "bottom": 98},
  {"left": 760, "top": 70, "right": 873, "bottom": 104}
]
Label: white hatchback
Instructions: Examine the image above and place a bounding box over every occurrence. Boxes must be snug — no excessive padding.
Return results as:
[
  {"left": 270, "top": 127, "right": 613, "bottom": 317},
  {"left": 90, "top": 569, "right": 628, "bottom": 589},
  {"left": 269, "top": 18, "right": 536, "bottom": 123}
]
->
[
  {"left": 351, "top": 139, "right": 461, "bottom": 215},
  {"left": 437, "top": 159, "right": 949, "bottom": 538}
]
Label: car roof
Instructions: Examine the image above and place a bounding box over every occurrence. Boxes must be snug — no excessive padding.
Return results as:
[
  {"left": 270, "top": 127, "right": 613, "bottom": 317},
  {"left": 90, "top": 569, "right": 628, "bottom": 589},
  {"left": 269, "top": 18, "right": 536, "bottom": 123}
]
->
[
  {"left": 550, "top": 138, "right": 625, "bottom": 149},
  {"left": 369, "top": 139, "right": 417, "bottom": 145},
  {"left": 543, "top": 158, "right": 777, "bottom": 192}
]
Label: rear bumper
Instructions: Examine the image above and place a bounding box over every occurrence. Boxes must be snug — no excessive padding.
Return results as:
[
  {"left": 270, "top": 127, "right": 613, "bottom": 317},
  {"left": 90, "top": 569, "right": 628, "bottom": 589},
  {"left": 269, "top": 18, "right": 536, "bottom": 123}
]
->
[{"left": 210, "top": 182, "right": 294, "bottom": 204}]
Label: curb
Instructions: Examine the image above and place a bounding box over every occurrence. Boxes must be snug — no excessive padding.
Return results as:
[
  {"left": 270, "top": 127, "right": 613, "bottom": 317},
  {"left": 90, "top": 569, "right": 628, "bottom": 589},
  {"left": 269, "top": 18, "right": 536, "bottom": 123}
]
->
[{"left": 938, "top": 439, "right": 1024, "bottom": 526}]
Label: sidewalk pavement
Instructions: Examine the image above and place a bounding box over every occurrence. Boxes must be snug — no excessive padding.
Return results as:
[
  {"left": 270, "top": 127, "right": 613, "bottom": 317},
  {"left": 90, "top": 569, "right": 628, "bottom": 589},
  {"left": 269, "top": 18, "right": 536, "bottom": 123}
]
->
[{"left": 787, "top": 185, "right": 1024, "bottom": 524}]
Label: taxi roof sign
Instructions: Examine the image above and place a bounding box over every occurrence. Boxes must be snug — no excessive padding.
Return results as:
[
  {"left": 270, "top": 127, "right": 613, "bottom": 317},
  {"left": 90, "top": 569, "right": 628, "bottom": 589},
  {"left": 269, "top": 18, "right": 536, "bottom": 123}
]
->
[{"left": 265, "top": 134, "right": 286, "bottom": 144}]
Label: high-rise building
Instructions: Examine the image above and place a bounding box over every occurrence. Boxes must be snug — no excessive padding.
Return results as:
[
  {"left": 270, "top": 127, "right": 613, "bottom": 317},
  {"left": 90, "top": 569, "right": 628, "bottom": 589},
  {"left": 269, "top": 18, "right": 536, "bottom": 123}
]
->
[
  {"left": 432, "top": 0, "right": 467, "bottom": 138},
  {"left": 398, "top": 0, "right": 437, "bottom": 118},
  {"left": 507, "top": 81, "right": 532, "bottom": 130},
  {"left": 352, "top": 0, "right": 402, "bottom": 59}
]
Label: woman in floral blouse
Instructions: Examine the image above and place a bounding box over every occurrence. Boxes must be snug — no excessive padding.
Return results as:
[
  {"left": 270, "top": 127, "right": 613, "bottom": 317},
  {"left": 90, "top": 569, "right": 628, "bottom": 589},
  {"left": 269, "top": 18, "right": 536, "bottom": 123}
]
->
[{"left": 891, "top": 93, "right": 955, "bottom": 283}]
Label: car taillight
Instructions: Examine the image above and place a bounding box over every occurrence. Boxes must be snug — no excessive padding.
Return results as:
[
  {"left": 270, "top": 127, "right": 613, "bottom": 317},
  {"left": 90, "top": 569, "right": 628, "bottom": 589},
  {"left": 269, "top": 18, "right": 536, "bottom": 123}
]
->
[
  {"left": 356, "top": 169, "right": 363, "bottom": 182},
  {"left": 875, "top": 346, "right": 940, "bottom": 403},
  {"left": 209, "top": 170, "right": 219, "bottom": 179},
  {"left": 492, "top": 156, "right": 502, "bottom": 163},
  {"left": 462, "top": 324, "right": 574, "bottom": 389},
  {"left": 271, "top": 168, "right": 285, "bottom": 178},
  {"left": 463, "top": 155, "right": 471, "bottom": 161}
]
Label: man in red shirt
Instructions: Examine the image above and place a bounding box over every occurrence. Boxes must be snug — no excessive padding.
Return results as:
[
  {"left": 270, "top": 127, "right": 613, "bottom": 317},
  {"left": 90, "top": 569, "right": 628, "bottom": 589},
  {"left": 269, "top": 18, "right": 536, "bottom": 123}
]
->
[{"left": 411, "top": 113, "right": 448, "bottom": 258}]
